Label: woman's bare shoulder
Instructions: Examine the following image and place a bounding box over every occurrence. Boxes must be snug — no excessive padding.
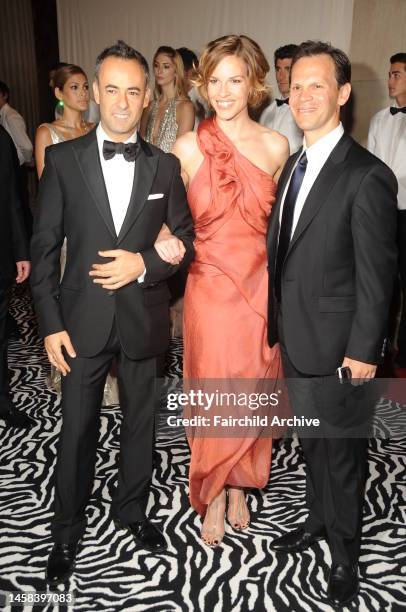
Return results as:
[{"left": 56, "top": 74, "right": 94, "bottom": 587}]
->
[
  {"left": 35, "top": 123, "right": 54, "bottom": 143},
  {"left": 36, "top": 123, "right": 52, "bottom": 134},
  {"left": 172, "top": 130, "right": 198, "bottom": 156},
  {"left": 259, "top": 125, "right": 290, "bottom": 159},
  {"left": 176, "top": 97, "right": 194, "bottom": 110}
]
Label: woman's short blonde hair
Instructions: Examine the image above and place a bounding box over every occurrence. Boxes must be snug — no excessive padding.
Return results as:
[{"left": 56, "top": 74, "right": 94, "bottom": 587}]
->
[
  {"left": 194, "top": 34, "right": 270, "bottom": 108},
  {"left": 153, "top": 46, "right": 188, "bottom": 99}
]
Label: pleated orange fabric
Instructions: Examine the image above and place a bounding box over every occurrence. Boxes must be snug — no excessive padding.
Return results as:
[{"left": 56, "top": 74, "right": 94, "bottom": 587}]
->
[{"left": 183, "top": 118, "right": 281, "bottom": 516}]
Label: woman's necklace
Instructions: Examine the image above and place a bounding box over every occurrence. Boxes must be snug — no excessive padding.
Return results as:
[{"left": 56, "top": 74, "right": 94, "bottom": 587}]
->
[{"left": 59, "top": 119, "right": 89, "bottom": 135}]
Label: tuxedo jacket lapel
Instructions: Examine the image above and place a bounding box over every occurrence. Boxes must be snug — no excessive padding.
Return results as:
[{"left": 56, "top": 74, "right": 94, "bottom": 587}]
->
[
  {"left": 267, "top": 149, "right": 301, "bottom": 256},
  {"left": 288, "top": 133, "right": 353, "bottom": 255},
  {"left": 117, "top": 138, "right": 158, "bottom": 244},
  {"left": 73, "top": 131, "right": 117, "bottom": 239}
]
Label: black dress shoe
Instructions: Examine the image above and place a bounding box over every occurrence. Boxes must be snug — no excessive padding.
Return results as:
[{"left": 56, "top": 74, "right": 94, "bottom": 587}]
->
[
  {"left": 327, "top": 563, "right": 359, "bottom": 607},
  {"left": 0, "top": 405, "right": 33, "bottom": 428},
  {"left": 46, "top": 542, "right": 78, "bottom": 586},
  {"left": 270, "top": 527, "right": 326, "bottom": 553},
  {"left": 115, "top": 518, "right": 166, "bottom": 552}
]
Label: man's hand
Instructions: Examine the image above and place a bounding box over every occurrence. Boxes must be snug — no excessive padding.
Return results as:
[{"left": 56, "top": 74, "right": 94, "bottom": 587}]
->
[
  {"left": 16, "top": 260, "right": 31, "bottom": 283},
  {"left": 45, "top": 331, "right": 76, "bottom": 376},
  {"left": 341, "top": 356, "right": 377, "bottom": 385},
  {"left": 89, "top": 250, "right": 145, "bottom": 289},
  {"left": 154, "top": 227, "right": 186, "bottom": 265}
]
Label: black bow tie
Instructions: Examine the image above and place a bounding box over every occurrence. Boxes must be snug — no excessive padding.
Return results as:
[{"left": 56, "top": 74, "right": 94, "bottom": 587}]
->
[
  {"left": 102, "top": 140, "right": 139, "bottom": 162},
  {"left": 276, "top": 98, "right": 289, "bottom": 106},
  {"left": 390, "top": 106, "right": 406, "bottom": 115}
]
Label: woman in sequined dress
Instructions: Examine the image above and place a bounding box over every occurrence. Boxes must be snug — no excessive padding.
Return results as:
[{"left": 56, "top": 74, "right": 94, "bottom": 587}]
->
[{"left": 141, "top": 46, "right": 195, "bottom": 151}]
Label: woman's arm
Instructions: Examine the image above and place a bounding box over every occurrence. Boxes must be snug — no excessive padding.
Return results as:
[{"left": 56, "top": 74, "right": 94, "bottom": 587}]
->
[
  {"left": 269, "top": 133, "right": 290, "bottom": 184},
  {"left": 176, "top": 99, "right": 195, "bottom": 138},
  {"left": 35, "top": 125, "right": 53, "bottom": 178},
  {"left": 140, "top": 102, "right": 152, "bottom": 138},
  {"left": 154, "top": 132, "right": 199, "bottom": 263}
]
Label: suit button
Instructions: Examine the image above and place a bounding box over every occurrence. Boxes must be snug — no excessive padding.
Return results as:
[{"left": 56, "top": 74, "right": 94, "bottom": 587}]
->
[{"left": 107, "top": 290, "right": 115, "bottom": 296}]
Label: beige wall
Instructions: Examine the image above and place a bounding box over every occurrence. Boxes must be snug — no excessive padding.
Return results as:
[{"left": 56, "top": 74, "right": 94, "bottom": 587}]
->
[
  {"left": 56, "top": 0, "right": 354, "bottom": 104},
  {"left": 350, "top": 0, "right": 406, "bottom": 145}
]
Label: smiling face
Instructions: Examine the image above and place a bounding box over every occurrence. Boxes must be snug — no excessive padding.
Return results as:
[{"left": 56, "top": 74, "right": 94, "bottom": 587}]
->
[
  {"left": 289, "top": 54, "right": 351, "bottom": 145},
  {"left": 275, "top": 57, "right": 292, "bottom": 97},
  {"left": 93, "top": 56, "right": 150, "bottom": 141},
  {"left": 388, "top": 62, "right": 406, "bottom": 106},
  {"left": 206, "top": 54, "right": 250, "bottom": 120},
  {"left": 153, "top": 53, "right": 176, "bottom": 88},
  {"left": 55, "top": 73, "right": 89, "bottom": 113}
]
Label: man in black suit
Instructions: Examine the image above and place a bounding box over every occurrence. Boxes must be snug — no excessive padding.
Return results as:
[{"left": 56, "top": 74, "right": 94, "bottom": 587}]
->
[
  {"left": 267, "top": 41, "right": 397, "bottom": 606},
  {"left": 0, "top": 125, "right": 32, "bottom": 429},
  {"left": 30, "top": 41, "right": 194, "bottom": 585}
]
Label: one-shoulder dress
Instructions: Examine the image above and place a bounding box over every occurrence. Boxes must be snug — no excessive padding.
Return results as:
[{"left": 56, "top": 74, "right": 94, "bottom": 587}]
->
[{"left": 183, "top": 118, "right": 281, "bottom": 516}]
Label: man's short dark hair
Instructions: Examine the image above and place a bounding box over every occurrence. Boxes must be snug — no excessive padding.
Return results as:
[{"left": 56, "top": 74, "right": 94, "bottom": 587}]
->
[
  {"left": 291, "top": 40, "right": 351, "bottom": 87},
  {"left": 177, "top": 47, "right": 198, "bottom": 72},
  {"left": 95, "top": 40, "right": 149, "bottom": 84},
  {"left": 0, "top": 81, "right": 10, "bottom": 100},
  {"left": 274, "top": 44, "right": 299, "bottom": 67},
  {"left": 390, "top": 53, "right": 406, "bottom": 69}
]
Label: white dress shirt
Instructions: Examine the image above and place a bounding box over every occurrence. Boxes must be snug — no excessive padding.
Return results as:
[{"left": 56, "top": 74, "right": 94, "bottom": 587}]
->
[
  {"left": 280, "top": 123, "right": 345, "bottom": 237},
  {"left": 96, "top": 123, "right": 146, "bottom": 280},
  {"left": 260, "top": 98, "right": 303, "bottom": 154},
  {"left": 96, "top": 123, "right": 137, "bottom": 235},
  {"left": 368, "top": 104, "right": 406, "bottom": 210},
  {"left": 0, "top": 103, "right": 33, "bottom": 165}
]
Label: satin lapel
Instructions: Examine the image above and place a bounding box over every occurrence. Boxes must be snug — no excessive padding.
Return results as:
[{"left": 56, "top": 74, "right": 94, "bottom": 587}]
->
[
  {"left": 117, "top": 140, "right": 158, "bottom": 244},
  {"left": 288, "top": 134, "right": 352, "bottom": 254},
  {"left": 266, "top": 151, "right": 301, "bottom": 254},
  {"left": 73, "top": 132, "right": 116, "bottom": 239}
]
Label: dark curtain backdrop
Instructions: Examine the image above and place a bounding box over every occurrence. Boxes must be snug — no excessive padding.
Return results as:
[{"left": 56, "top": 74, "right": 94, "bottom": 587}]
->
[{"left": 0, "top": 0, "right": 39, "bottom": 142}]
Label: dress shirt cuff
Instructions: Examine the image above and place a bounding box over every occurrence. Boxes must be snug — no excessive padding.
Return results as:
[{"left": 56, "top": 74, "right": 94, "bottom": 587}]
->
[
  {"left": 137, "top": 267, "right": 146, "bottom": 283},
  {"left": 135, "top": 252, "right": 146, "bottom": 283}
]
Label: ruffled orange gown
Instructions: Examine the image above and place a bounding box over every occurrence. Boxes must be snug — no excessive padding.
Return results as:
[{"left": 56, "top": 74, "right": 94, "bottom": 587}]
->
[{"left": 183, "top": 118, "right": 281, "bottom": 516}]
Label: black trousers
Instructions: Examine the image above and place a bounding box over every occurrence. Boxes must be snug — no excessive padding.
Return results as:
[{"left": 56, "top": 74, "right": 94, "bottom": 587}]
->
[
  {"left": 52, "top": 321, "right": 156, "bottom": 544},
  {"left": 396, "top": 210, "right": 406, "bottom": 363},
  {"left": 0, "top": 280, "right": 11, "bottom": 414},
  {"left": 278, "top": 311, "right": 373, "bottom": 566}
]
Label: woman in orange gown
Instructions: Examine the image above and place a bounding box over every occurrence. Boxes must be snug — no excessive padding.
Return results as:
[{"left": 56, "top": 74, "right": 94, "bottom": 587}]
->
[{"left": 172, "top": 35, "right": 290, "bottom": 546}]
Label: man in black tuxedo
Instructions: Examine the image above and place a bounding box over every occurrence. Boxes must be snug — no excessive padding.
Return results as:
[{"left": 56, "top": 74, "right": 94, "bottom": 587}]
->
[
  {"left": 0, "top": 125, "right": 32, "bottom": 429},
  {"left": 267, "top": 41, "right": 397, "bottom": 606},
  {"left": 31, "top": 41, "right": 194, "bottom": 585}
]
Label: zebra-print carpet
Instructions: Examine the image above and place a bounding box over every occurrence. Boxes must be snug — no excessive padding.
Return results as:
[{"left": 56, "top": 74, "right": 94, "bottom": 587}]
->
[{"left": 0, "top": 286, "right": 405, "bottom": 612}]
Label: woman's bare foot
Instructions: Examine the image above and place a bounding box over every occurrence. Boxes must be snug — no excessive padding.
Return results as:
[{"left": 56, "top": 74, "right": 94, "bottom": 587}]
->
[
  {"left": 227, "top": 487, "right": 250, "bottom": 530},
  {"left": 201, "top": 489, "right": 226, "bottom": 547}
]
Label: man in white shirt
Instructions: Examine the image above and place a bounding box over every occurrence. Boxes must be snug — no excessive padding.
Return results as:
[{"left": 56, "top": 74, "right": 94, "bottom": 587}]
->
[
  {"left": 259, "top": 44, "right": 303, "bottom": 153},
  {"left": 31, "top": 40, "right": 194, "bottom": 585},
  {"left": 368, "top": 52, "right": 406, "bottom": 366},
  {"left": 0, "top": 81, "right": 33, "bottom": 237},
  {"left": 0, "top": 81, "right": 33, "bottom": 165},
  {"left": 267, "top": 41, "right": 397, "bottom": 607}
]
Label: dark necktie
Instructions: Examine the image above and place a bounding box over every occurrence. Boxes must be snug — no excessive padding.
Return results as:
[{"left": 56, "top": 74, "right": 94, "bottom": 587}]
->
[
  {"left": 103, "top": 140, "right": 139, "bottom": 162},
  {"left": 390, "top": 106, "right": 406, "bottom": 115},
  {"left": 275, "top": 152, "right": 308, "bottom": 302},
  {"left": 276, "top": 98, "right": 289, "bottom": 106}
]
